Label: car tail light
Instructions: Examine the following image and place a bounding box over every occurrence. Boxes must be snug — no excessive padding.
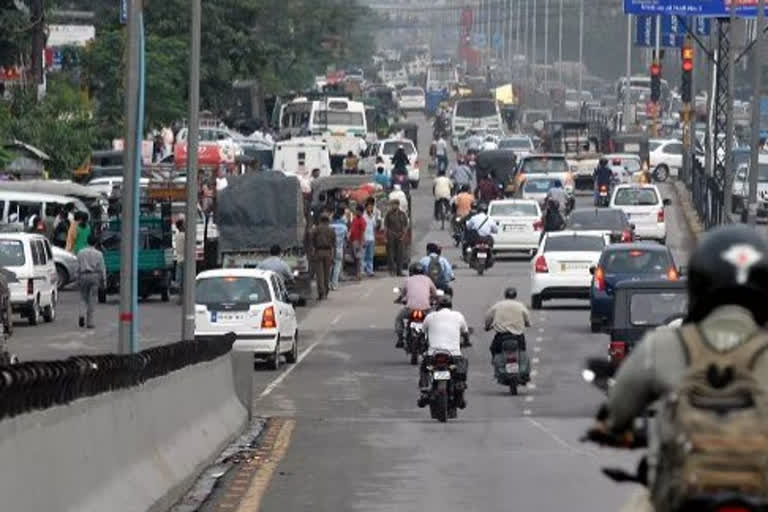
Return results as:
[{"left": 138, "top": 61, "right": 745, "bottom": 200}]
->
[
  {"left": 534, "top": 255, "right": 549, "bottom": 273},
  {"left": 533, "top": 219, "right": 543, "bottom": 231},
  {"left": 410, "top": 310, "right": 425, "bottom": 321},
  {"left": 261, "top": 306, "right": 276, "bottom": 329},
  {"left": 505, "top": 353, "right": 518, "bottom": 363},
  {"left": 657, "top": 208, "right": 665, "bottom": 222},
  {"left": 594, "top": 266, "right": 605, "bottom": 291},
  {"left": 27, "top": 279, "right": 33, "bottom": 296},
  {"left": 433, "top": 352, "right": 452, "bottom": 368},
  {"left": 620, "top": 230, "right": 632, "bottom": 243},
  {"left": 609, "top": 341, "right": 627, "bottom": 361},
  {"left": 667, "top": 267, "right": 679, "bottom": 281}
]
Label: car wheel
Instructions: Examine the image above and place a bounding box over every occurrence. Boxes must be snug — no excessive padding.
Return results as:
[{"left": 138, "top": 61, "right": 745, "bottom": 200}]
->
[
  {"left": 654, "top": 165, "right": 669, "bottom": 182},
  {"left": 590, "top": 320, "right": 601, "bottom": 333},
  {"left": 531, "top": 295, "right": 542, "bottom": 310},
  {"left": 28, "top": 299, "right": 40, "bottom": 326},
  {"left": 43, "top": 294, "right": 55, "bottom": 323},
  {"left": 55, "top": 264, "right": 69, "bottom": 290},
  {"left": 410, "top": 180, "right": 419, "bottom": 189},
  {"left": 269, "top": 340, "right": 281, "bottom": 371},
  {"left": 285, "top": 332, "right": 298, "bottom": 364}
]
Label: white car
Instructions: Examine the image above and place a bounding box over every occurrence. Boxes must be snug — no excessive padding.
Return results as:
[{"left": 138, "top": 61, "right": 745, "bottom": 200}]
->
[
  {"left": 488, "top": 199, "right": 542, "bottom": 255},
  {"left": 397, "top": 86, "right": 426, "bottom": 111},
  {"left": 498, "top": 135, "right": 534, "bottom": 157},
  {"left": 521, "top": 176, "right": 565, "bottom": 205},
  {"left": 649, "top": 139, "right": 683, "bottom": 180},
  {"left": 731, "top": 156, "right": 768, "bottom": 218},
  {"left": 194, "top": 268, "right": 300, "bottom": 370},
  {"left": 604, "top": 153, "right": 642, "bottom": 184},
  {"left": 530, "top": 231, "right": 608, "bottom": 309},
  {"left": 517, "top": 154, "right": 575, "bottom": 191},
  {"left": 362, "top": 138, "right": 420, "bottom": 188},
  {"left": 609, "top": 184, "right": 670, "bottom": 243},
  {"left": 0, "top": 233, "right": 58, "bottom": 325}
]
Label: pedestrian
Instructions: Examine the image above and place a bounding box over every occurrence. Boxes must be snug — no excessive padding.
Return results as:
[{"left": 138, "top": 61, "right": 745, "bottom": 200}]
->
[
  {"left": 310, "top": 213, "right": 336, "bottom": 300},
  {"left": 363, "top": 198, "right": 378, "bottom": 277},
  {"left": 384, "top": 199, "right": 409, "bottom": 276},
  {"left": 174, "top": 219, "right": 185, "bottom": 304},
  {"left": 349, "top": 204, "right": 367, "bottom": 280},
  {"left": 343, "top": 151, "right": 359, "bottom": 174},
  {"left": 329, "top": 208, "right": 348, "bottom": 290},
  {"left": 66, "top": 212, "right": 91, "bottom": 254},
  {"left": 76, "top": 234, "right": 106, "bottom": 329}
]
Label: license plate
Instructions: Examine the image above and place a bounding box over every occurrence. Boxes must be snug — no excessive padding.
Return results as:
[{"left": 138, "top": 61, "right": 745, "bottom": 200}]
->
[
  {"left": 477, "top": 252, "right": 487, "bottom": 258},
  {"left": 213, "top": 312, "right": 239, "bottom": 322},
  {"left": 410, "top": 323, "right": 423, "bottom": 332},
  {"left": 562, "top": 262, "right": 589, "bottom": 272},
  {"left": 505, "top": 363, "right": 519, "bottom": 373},
  {"left": 600, "top": 192, "right": 608, "bottom": 197},
  {"left": 504, "top": 224, "right": 524, "bottom": 232},
  {"left": 433, "top": 370, "right": 451, "bottom": 381}
]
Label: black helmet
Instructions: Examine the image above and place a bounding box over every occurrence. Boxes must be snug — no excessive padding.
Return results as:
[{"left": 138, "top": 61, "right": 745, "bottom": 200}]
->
[
  {"left": 409, "top": 262, "right": 424, "bottom": 276},
  {"left": 436, "top": 294, "right": 453, "bottom": 309},
  {"left": 599, "top": 157, "right": 608, "bottom": 166},
  {"left": 504, "top": 287, "right": 518, "bottom": 299},
  {"left": 460, "top": 184, "right": 471, "bottom": 193},
  {"left": 426, "top": 242, "right": 441, "bottom": 255},
  {"left": 687, "top": 224, "right": 768, "bottom": 323}
]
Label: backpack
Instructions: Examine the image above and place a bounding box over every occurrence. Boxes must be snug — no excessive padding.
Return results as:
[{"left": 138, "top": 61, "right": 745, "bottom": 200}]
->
[
  {"left": 652, "top": 324, "right": 768, "bottom": 511},
  {"left": 426, "top": 255, "right": 443, "bottom": 286}
]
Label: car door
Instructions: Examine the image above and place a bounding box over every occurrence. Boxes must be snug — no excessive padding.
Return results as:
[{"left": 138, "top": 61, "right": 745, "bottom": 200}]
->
[
  {"left": 42, "top": 239, "right": 57, "bottom": 297},
  {"left": 661, "top": 142, "right": 683, "bottom": 170},
  {"left": 270, "top": 275, "right": 293, "bottom": 344},
  {"left": 35, "top": 239, "right": 54, "bottom": 305}
]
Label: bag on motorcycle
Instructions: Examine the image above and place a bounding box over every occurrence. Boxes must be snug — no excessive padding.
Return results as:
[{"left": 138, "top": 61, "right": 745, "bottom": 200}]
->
[
  {"left": 652, "top": 324, "right": 768, "bottom": 510},
  {"left": 427, "top": 255, "right": 443, "bottom": 286}
]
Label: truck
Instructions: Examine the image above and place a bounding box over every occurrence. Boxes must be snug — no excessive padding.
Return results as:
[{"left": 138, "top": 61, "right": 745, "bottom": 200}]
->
[{"left": 216, "top": 172, "right": 311, "bottom": 298}]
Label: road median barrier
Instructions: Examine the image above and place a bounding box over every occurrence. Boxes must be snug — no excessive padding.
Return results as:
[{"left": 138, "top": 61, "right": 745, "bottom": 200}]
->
[{"left": 0, "top": 333, "right": 249, "bottom": 512}]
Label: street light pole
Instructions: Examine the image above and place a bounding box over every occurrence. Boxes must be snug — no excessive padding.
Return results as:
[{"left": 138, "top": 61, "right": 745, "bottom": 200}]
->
[
  {"left": 624, "top": 14, "right": 632, "bottom": 132},
  {"left": 578, "top": 0, "right": 584, "bottom": 92},
  {"left": 558, "top": 0, "right": 563, "bottom": 83},
  {"left": 544, "top": 0, "right": 549, "bottom": 84},
  {"left": 182, "top": 0, "right": 201, "bottom": 340},
  {"left": 749, "top": 0, "right": 766, "bottom": 225},
  {"left": 533, "top": 0, "right": 537, "bottom": 83}
]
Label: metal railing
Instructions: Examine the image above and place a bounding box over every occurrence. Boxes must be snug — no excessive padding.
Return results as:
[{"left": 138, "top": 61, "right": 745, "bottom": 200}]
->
[{"left": 0, "top": 334, "right": 235, "bottom": 421}]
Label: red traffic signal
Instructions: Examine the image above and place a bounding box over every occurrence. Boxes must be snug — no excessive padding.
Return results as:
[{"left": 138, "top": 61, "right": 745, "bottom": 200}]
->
[
  {"left": 682, "top": 59, "right": 693, "bottom": 72},
  {"left": 681, "top": 45, "right": 694, "bottom": 72},
  {"left": 650, "top": 62, "right": 661, "bottom": 76}
]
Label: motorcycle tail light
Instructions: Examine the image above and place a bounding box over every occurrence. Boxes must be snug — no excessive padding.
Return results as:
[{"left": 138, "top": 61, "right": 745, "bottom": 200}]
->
[
  {"left": 600, "top": 185, "right": 608, "bottom": 192},
  {"left": 716, "top": 507, "right": 750, "bottom": 512},
  {"left": 533, "top": 219, "right": 543, "bottom": 231},
  {"left": 433, "top": 353, "right": 452, "bottom": 368},
  {"left": 594, "top": 266, "right": 605, "bottom": 291},
  {"left": 505, "top": 353, "right": 518, "bottom": 363},
  {"left": 609, "top": 341, "right": 627, "bottom": 361},
  {"left": 667, "top": 267, "right": 679, "bottom": 281},
  {"left": 657, "top": 208, "right": 665, "bottom": 222},
  {"left": 534, "top": 255, "right": 548, "bottom": 273},
  {"left": 410, "top": 310, "right": 425, "bottom": 321},
  {"left": 261, "top": 306, "right": 276, "bottom": 329}
]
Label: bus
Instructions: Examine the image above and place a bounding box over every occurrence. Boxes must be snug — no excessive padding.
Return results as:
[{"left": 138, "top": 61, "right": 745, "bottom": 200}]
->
[
  {"left": 308, "top": 97, "right": 367, "bottom": 170},
  {"left": 450, "top": 97, "right": 503, "bottom": 148},
  {"left": 278, "top": 98, "right": 312, "bottom": 138},
  {"left": 426, "top": 60, "right": 458, "bottom": 92},
  {"left": 616, "top": 76, "right": 670, "bottom": 106}
]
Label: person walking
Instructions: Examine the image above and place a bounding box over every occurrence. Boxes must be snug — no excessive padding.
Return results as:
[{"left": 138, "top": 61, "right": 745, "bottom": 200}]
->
[
  {"left": 310, "top": 213, "right": 336, "bottom": 300},
  {"left": 174, "top": 219, "right": 185, "bottom": 304},
  {"left": 384, "top": 199, "right": 409, "bottom": 276},
  {"left": 76, "top": 234, "right": 106, "bottom": 329},
  {"left": 348, "top": 204, "right": 367, "bottom": 280},
  {"left": 329, "top": 208, "right": 348, "bottom": 290},
  {"left": 66, "top": 212, "right": 91, "bottom": 254},
  {"left": 363, "top": 199, "right": 378, "bottom": 277}
]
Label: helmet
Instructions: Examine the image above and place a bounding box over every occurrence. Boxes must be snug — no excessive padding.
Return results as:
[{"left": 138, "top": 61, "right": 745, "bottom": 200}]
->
[
  {"left": 436, "top": 294, "right": 453, "bottom": 309},
  {"left": 477, "top": 201, "right": 488, "bottom": 213},
  {"left": 599, "top": 157, "right": 608, "bottom": 166},
  {"left": 408, "top": 262, "right": 424, "bottom": 276},
  {"left": 426, "top": 242, "right": 441, "bottom": 255},
  {"left": 687, "top": 224, "right": 768, "bottom": 323},
  {"left": 460, "top": 184, "right": 471, "bottom": 193},
  {"left": 504, "top": 287, "right": 518, "bottom": 300}
]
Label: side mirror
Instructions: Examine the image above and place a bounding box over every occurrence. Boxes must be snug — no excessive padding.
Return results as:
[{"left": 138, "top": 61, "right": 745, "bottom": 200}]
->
[
  {"left": 589, "top": 265, "right": 596, "bottom": 275},
  {"left": 663, "top": 198, "right": 672, "bottom": 206}
]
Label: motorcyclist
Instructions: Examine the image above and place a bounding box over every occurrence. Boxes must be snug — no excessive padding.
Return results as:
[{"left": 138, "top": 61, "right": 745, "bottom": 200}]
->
[
  {"left": 485, "top": 287, "right": 531, "bottom": 383},
  {"left": 546, "top": 180, "right": 569, "bottom": 216},
  {"left": 541, "top": 196, "right": 565, "bottom": 239},
  {"left": 593, "top": 157, "right": 614, "bottom": 205},
  {"left": 394, "top": 262, "right": 437, "bottom": 349},
  {"left": 464, "top": 201, "right": 498, "bottom": 261},
  {"left": 451, "top": 155, "right": 475, "bottom": 192},
  {"left": 420, "top": 242, "right": 455, "bottom": 296},
  {"left": 391, "top": 144, "right": 410, "bottom": 174},
  {"left": 586, "top": 224, "right": 768, "bottom": 511},
  {"left": 476, "top": 172, "right": 500, "bottom": 202},
  {"left": 433, "top": 173, "right": 453, "bottom": 221},
  {"left": 417, "top": 294, "right": 469, "bottom": 409}
]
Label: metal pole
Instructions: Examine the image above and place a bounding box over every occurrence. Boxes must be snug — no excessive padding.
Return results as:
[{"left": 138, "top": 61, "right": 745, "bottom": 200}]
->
[
  {"left": 624, "top": 14, "right": 632, "bottom": 132},
  {"left": 653, "top": 14, "right": 661, "bottom": 137},
  {"left": 119, "top": 0, "right": 141, "bottom": 354},
  {"left": 749, "top": 0, "right": 766, "bottom": 225},
  {"left": 487, "top": 0, "right": 492, "bottom": 69},
  {"left": 508, "top": 0, "right": 513, "bottom": 66},
  {"left": 524, "top": 0, "right": 529, "bottom": 81},
  {"left": 544, "top": 0, "right": 549, "bottom": 84},
  {"left": 533, "top": 0, "right": 538, "bottom": 83},
  {"left": 724, "top": 8, "right": 736, "bottom": 217},
  {"left": 182, "top": 0, "right": 201, "bottom": 340},
  {"left": 516, "top": 0, "right": 522, "bottom": 57},
  {"left": 558, "top": 0, "right": 563, "bottom": 83},
  {"left": 578, "top": 0, "right": 584, "bottom": 92}
]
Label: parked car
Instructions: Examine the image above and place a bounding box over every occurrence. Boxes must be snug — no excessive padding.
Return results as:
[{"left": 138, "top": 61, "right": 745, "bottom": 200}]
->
[
  {"left": 488, "top": 199, "right": 542, "bottom": 255},
  {"left": 589, "top": 242, "right": 680, "bottom": 333},
  {"left": 609, "top": 184, "right": 670, "bottom": 243},
  {"left": 194, "top": 268, "right": 301, "bottom": 370},
  {"left": 0, "top": 233, "right": 57, "bottom": 325}
]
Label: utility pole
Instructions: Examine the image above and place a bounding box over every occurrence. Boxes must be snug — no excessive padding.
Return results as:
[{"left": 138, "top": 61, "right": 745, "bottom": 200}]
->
[
  {"left": 516, "top": 0, "right": 522, "bottom": 57},
  {"left": 524, "top": 0, "right": 529, "bottom": 81},
  {"left": 558, "top": 0, "right": 563, "bottom": 83},
  {"left": 30, "top": 0, "right": 45, "bottom": 94},
  {"left": 724, "top": 6, "right": 736, "bottom": 217},
  {"left": 182, "top": 0, "right": 201, "bottom": 340},
  {"left": 578, "top": 0, "right": 584, "bottom": 92},
  {"left": 544, "top": 0, "right": 549, "bottom": 84},
  {"left": 533, "top": 0, "right": 538, "bottom": 83},
  {"left": 624, "top": 15, "right": 632, "bottom": 132},
  {"left": 749, "top": 0, "right": 766, "bottom": 225}
]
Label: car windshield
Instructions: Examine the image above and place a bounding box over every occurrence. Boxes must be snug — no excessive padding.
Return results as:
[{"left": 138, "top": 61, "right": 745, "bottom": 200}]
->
[
  {"left": 524, "top": 179, "right": 561, "bottom": 193},
  {"left": 544, "top": 235, "right": 605, "bottom": 252},
  {"left": 196, "top": 277, "right": 271, "bottom": 307},
  {"left": 401, "top": 88, "right": 423, "bottom": 97},
  {"left": 313, "top": 111, "right": 365, "bottom": 127},
  {"left": 649, "top": 142, "right": 662, "bottom": 151},
  {"left": 0, "top": 239, "right": 24, "bottom": 266},
  {"left": 489, "top": 202, "right": 539, "bottom": 217},
  {"left": 499, "top": 138, "right": 532, "bottom": 150},
  {"left": 614, "top": 188, "right": 659, "bottom": 206},
  {"left": 382, "top": 142, "right": 415, "bottom": 155},
  {"left": 611, "top": 158, "right": 641, "bottom": 172},
  {"left": 521, "top": 158, "right": 568, "bottom": 174},
  {"left": 456, "top": 99, "right": 497, "bottom": 118},
  {"left": 603, "top": 249, "right": 671, "bottom": 274},
  {"left": 567, "top": 210, "right": 626, "bottom": 230},
  {"left": 630, "top": 291, "right": 688, "bottom": 326}
]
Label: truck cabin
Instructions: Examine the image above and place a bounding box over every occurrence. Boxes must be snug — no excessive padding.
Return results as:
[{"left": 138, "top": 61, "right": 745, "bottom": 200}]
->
[{"left": 542, "top": 121, "right": 601, "bottom": 156}]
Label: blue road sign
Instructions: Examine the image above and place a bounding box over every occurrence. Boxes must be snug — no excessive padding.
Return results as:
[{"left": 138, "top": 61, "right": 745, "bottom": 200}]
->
[
  {"left": 492, "top": 33, "right": 503, "bottom": 49},
  {"left": 694, "top": 17, "right": 711, "bottom": 35},
  {"left": 625, "top": 0, "right": 768, "bottom": 18},
  {"left": 635, "top": 15, "right": 685, "bottom": 47}
]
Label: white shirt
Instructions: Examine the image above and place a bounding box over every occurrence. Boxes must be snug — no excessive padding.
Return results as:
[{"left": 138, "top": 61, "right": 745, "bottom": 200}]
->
[
  {"left": 389, "top": 189, "right": 408, "bottom": 213},
  {"left": 436, "top": 138, "right": 448, "bottom": 157},
  {"left": 466, "top": 212, "right": 498, "bottom": 237},
  {"left": 433, "top": 176, "right": 452, "bottom": 200},
  {"left": 424, "top": 309, "right": 468, "bottom": 356}
]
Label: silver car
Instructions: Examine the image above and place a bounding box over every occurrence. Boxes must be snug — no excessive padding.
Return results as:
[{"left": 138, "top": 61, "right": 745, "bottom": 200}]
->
[{"left": 52, "top": 245, "right": 78, "bottom": 289}]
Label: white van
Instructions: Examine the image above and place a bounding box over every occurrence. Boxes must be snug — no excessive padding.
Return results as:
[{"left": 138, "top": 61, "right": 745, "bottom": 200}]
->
[
  {"left": 0, "top": 191, "right": 87, "bottom": 226},
  {"left": 272, "top": 138, "right": 332, "bottom": 180},
  {"left": 0, "top": 233, "right": 57, "bottom": 325}
]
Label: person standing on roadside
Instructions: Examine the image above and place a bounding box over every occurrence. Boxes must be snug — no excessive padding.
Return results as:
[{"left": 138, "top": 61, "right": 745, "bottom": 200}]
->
[
  {"left": 174, "top": 219, "right": 185, "bottom": 304},
  {"left": 76, "top": 234, "right": 106, "bottom": 329},
  {"left": 329, "top": 208, "right": 348, "bottom": 291},
  {"left": 384, "top": 199, "right": 409, "bottom": 276},
  {"left": 363, "top": 198, "right": 378, "bottom": 277},
  {"left": 348, "top": 204, "right": 367, "bottom": 280},
  {"left": 310, "top": 213, "right": 336, "bottom": 300}
]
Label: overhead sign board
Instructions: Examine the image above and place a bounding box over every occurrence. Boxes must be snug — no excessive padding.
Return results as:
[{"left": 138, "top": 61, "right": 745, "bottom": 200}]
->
[
  {"left": 624, "top": 0, "right": 768, "bottom": 18},
  {"left": 635, "top": 15, "right": 685, "bottom": 47}
]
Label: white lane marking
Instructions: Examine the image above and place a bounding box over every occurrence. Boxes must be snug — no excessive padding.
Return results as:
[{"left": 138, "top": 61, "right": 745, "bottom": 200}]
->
[
  {"left": 530, "top": 369, "right": 538, "bottom": 377},
  {"left": 258, "top": 340, "right": 322, "bottom": 399},
  {"left": 527, "top": 383, "right": 537, "bottom": 390},
  {"left": 534, "top": 346, "right": 542, "bottom": 353},
  {"left": 369, "top": 324, "right": 376, "bottom": 328},
  {"left": 525, "top": 396, "right": 534, "bottom": 402},
  {"left": 532, "top": 357, "right": 540, "bottom": 364},
  {"left": 526, "top": 418, "right": 596, "bottom": 457},
  {"left": 535, "top": 336, "right": 544, "bottom": 342},
  {"left": 331, "top": 314, "right": 343, "bottom": 325},
  {"left": 523, "top": 409, "right": 532, "bottom": 415},
  {"left": 362, "top": 287, "right": 374, "bottom": 298},
  {"left": 538, "top": 327, "right": 545, "bottom": 333}
]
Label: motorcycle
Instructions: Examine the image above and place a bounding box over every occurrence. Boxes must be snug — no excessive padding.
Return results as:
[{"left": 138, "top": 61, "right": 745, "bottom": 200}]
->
[
  {"left": 492, "top": 335, "right": 528, "bottom": 395},
  {"left": 467, "top": 241, "right": 493, "bottom": 275},
  {"left": 405, "top": 308, "right": 428, "bottom": 365},
  {"left": 595, "top": 184, "right": 611, "bottom": 207},
  {"left": 425, "top": 350, "right": 461, "bottom": 423},
  {"left": 452, "top": 216, "right": 465, "bottom": 247}
]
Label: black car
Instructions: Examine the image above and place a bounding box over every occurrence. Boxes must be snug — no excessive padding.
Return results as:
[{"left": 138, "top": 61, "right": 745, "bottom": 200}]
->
[
  {"left": 608, "top": 279, "right": 687, "bottom": 367},
  {"left": 566, "top": 208, "right": 635, "bottom": 244}
]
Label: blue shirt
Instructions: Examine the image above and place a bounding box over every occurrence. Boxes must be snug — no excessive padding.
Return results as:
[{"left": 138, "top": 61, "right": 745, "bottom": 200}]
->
[
  {"left": 330, "top": 219, "right": 348, "bottom": 257},
  {"left": 419, "top": 253, "right": 454, "bottom": 285},
  {"left": 374, "top": 173, "right": 391, "bottom": 188}
]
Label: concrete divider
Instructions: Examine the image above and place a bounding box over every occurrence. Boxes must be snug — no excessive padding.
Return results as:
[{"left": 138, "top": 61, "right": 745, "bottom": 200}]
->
[{"left": 0, "top": 352, "right": 248, "bottom": 512}]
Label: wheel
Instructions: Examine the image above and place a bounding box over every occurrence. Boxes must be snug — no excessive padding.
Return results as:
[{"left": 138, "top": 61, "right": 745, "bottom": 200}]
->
[
  {"left": 269, "top": 341, "right": 281, "bottom": 371},
  {"left": 55, "top": 264, "right": 69, "bottom": 290},
  {"left": 590, "top": 320, "right": 601, "bottom": 333},
  {"left": 477, "top": 266, "right": 485, "bottom": 276},
  {"left": 509, "top": 383, "right": 518, "bottom": 395},
  {"left": 433, "top": 382, "right": 448, "bottom": 423},
  {"left": 285, "top": 331, "right": 298, "bottom": 364},
  {"left": 410, "top": 350, "right": 418, "bottom": 365},
  {"left": 410, "top": 180, "right": 419, "bottom": 189},
  {"left": 28, "top": 299, "right": 40, "bottom": 326},
  {"left": 160, "top": 287, "right": 170, "bottom": 302},
  {"left": 531, "top": 295, "right": 542, "bottom": 310},
  {"left": 42, "top": 294, "right": 55, "bottom": 323},
  {"left": 654, "top": 165, "right": 669, "bottom": 182},
  {"left": 98, "top": 288, "right": 107, "bottom": 304}
]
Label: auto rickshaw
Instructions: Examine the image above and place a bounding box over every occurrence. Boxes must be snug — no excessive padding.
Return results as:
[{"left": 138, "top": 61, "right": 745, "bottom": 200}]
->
[{"left": 475, "top": 150, "right": 520, "bottom": 197}]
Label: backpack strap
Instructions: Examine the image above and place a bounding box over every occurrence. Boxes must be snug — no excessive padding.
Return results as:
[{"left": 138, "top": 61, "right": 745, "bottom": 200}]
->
[
  {"left": 677, "top": 323, "right": 713, "bottom": 367},
  {"left": 678, "top": 323, "right": 768, "bottom": 371},
  {"left": 727, "top": 330, "right": 768, "bottom": 371}
]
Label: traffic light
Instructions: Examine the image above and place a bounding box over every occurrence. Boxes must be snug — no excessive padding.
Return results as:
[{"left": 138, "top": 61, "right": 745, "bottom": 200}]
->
[
  {"left": 650, "top": 60, "right": 661, "bottom": 103},
  {"left": 681, "top": 39, "right": 694, "bottom": 104}
]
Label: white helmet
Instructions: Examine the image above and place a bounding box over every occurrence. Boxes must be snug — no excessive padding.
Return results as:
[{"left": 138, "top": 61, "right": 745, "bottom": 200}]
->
[{"left": 393, "top": 184, "right": 402, "bottom": 191}]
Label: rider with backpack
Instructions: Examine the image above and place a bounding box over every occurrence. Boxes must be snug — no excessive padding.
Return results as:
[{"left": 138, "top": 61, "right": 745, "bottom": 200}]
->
[
  {"left": 586, "top": 224, "right": 768, "bottom": 512},
  {"left": 419, "top": 242, "right": 454, "bottom": 296}
]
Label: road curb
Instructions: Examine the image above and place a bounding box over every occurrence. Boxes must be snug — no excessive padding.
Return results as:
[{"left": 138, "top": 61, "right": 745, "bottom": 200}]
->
[{"left": 671, "top": 180, "right": 704, "bottom": 243}]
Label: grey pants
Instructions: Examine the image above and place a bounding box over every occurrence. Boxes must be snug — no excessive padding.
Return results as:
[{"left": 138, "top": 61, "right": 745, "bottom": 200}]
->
[{"left": 79, "top": 274, "right": 100, "bottom": 326}]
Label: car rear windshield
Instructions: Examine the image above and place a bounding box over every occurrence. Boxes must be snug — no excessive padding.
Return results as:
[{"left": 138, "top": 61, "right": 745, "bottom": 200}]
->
[
  {"left": 544, "top": 235, "right": 605, "bottom": 252},
  {"left": 489, "top": 202, "right": 539, "bottom": 217},
  {"left": 567, "top": 210, "right": 626, "bottom": 230},
  {"left": 613, "top": 188, "right": 659, "bottom": 206},
  {"left": 521, "top": 157, "right": 568, "bottom": 174},
  {"left": 602, "top": 249, "right": 671, "bottom": 274},
  {"left": 630, "top": 291, "right": 688, "bottom": 326},
  {"left": 455, "top": 99, "right": 497, "bottom": 118},
  {"left": 401, "top": 88, "right": 423, "bottom": 97},
  {"left": 0, "top": 239, "right": 24, "bottom": 266},
  {"left": 196, "top": 277, "right": 271, "bottom": 308},
  {"left": 382, "top": 141, "right": 415, "bottom": 155},
  {"left": 524, "top": 179, "right": 562, "bottom": 193},
  {"left": 499, "top": 138, "right": 532, "bottom": 150}
]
